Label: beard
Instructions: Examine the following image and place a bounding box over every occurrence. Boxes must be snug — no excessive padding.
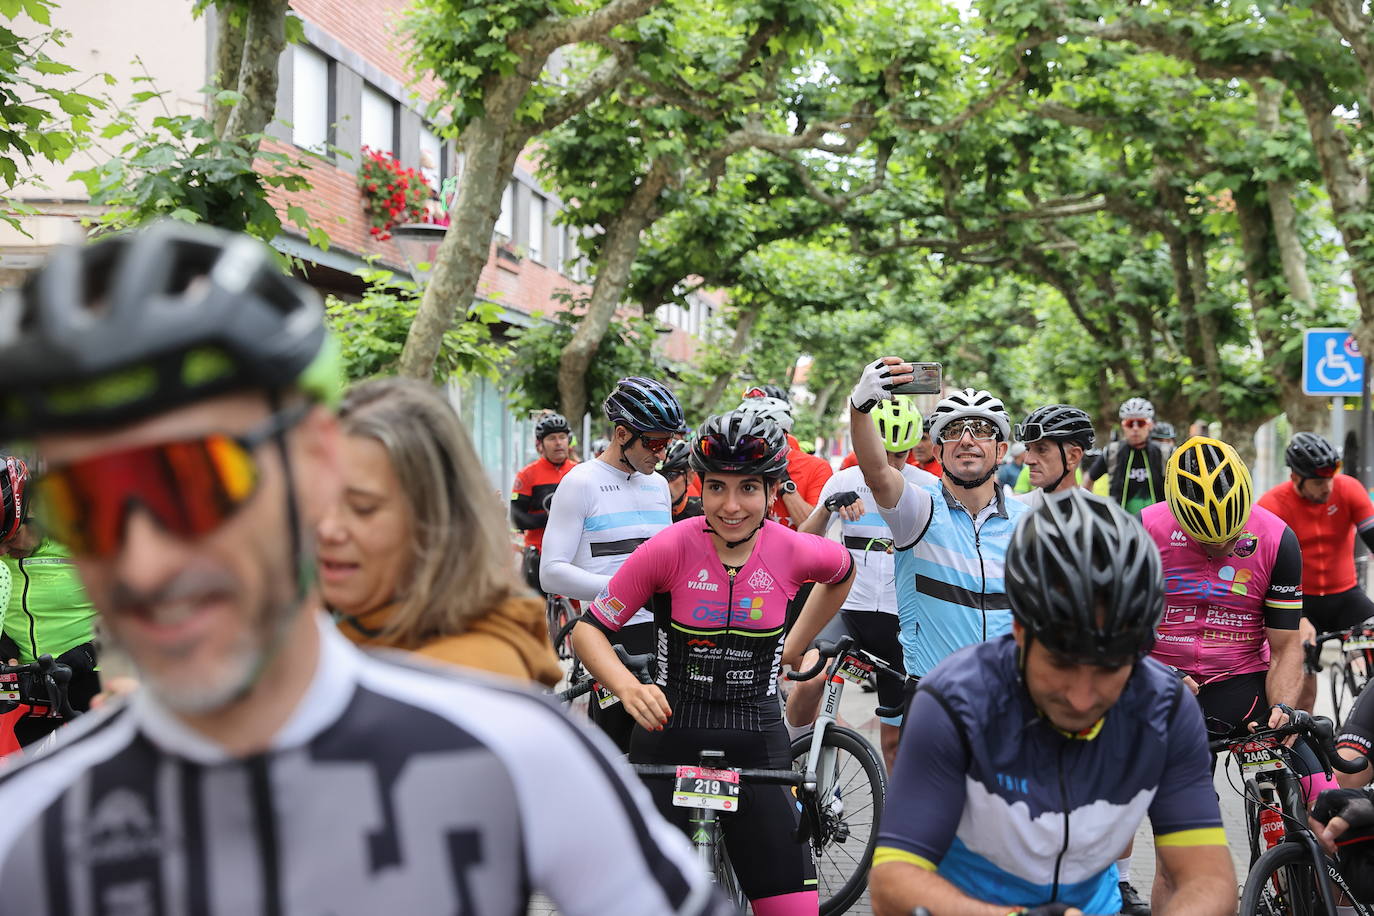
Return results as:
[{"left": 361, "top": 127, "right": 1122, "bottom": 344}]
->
[{"left": 105, "top": 559, "right": 305, "bottom": 717}]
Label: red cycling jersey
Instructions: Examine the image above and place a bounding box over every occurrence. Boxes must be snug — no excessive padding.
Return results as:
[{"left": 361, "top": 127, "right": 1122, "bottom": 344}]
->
[
  {"left": 1257, "top": 474, "right": 1374, "bottom": 596},
  {"left": 770, "top": 436, "right": 833, "bottom": 529},
  {"left": 511, "top": 456, "right": 578, "bottom": 550}
]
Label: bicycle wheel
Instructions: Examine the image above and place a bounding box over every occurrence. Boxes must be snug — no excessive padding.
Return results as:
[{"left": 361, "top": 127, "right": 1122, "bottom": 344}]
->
[
  {"left": 1238, "top": 842, "right": 1327, "bottom": 916},
  {"left": 791, "top": 726, "right": 886, "bottom": 915},
  {"left": 1331, "top": 656, "right": 1360, "bottom": 723},
  {"left": 1242, "top": 778, "right": 1264, "bottom": 868},
  {"left": 548, "top": 598, "right": 578, "bottom": 660}
]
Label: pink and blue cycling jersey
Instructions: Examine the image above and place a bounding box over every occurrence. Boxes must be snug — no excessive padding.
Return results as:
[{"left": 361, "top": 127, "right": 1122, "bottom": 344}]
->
[
  {"left": 1141, "top": 502, "right": 1304, "bottom": 682},
  {"left": 589, "top": 518, "right": 852, "bottom": 731}
]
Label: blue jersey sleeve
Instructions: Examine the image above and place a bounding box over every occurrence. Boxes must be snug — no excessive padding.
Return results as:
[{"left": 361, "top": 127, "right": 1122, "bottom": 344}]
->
[
  {"left": 873, "top": 686, "right": 970, "bottom": 870},
  {"left": 1149, "top": 685, "right": 1226, "bottom": 847}
]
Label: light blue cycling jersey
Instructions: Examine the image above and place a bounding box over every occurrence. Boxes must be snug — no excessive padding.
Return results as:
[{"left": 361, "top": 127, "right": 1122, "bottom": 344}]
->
[{"left": 877, "top": 480, "right": 1028, "bottom": 677}]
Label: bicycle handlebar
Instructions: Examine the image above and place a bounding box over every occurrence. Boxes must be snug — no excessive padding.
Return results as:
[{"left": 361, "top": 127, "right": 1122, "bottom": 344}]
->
[
  {"left": 785, "top": 636, "right": 855, "bottom": 681},
  {"left": 630, "top": 763, "right": 801, "bottom": 786},
  {"left": 0, "top": 655, "right": 76, "bottom": 719},
  {"left": 1209, "top": 706, "right": 1366, "bottom": 774},
  {"left": 556, "top": 644, "right": 654, "bottom": 703}
]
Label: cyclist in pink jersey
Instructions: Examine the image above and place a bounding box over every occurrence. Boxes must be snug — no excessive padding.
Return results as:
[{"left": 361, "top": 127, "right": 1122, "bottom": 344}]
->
[
  {"left": 1144, "top": 437, "right": 1304, "bottom": 742},
  {"left": 572, "top": 408, "right": 854, "bottom": 916},
  {"left": 1145, "top": 437, "right": 1308, "bottom": 912}
]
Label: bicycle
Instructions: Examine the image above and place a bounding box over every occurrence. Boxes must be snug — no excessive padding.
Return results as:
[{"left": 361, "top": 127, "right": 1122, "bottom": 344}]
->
[
  {"left": 1304, "top": 624, "right": 1374, "bottom": 722},
  {"left": 545, "top": 592, "right": 579, "bottom": 660},
  {"left": 783, "top": 634, "right": 891, "bottom": 914},
  {"left": 1210, "top": 708, "right": 1367, "bottom": 914}
]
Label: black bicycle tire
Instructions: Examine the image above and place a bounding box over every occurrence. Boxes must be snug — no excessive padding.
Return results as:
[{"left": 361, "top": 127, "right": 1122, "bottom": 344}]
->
[
  {"left": 1238, "top": 841, "right": 1328, "bottom": 916},
  {"left": 1331, "top": 658, "right": 1353, "bottom": 724},
  {"left": 1243, "top": 777, "right": 1264, "bottom": 868},
  {"left": 790, "top": 725, "right": 886, "bottom": 915},
  {"left": 551, "top": 604, "right": 580, "bottom": 657}
]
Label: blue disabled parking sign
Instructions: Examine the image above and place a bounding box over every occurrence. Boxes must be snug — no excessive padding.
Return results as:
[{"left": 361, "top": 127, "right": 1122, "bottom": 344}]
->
[{"left": 1304, "top": 328, "right": 1364, "bottom": 396}]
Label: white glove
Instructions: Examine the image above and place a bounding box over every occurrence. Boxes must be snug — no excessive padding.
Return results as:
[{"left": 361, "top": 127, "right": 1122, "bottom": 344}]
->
[{"left": 849, "top": 358, "right": 909, "bottom": 413}]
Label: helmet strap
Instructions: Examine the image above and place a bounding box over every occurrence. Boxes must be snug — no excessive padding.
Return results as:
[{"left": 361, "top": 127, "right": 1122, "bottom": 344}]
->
[
  {"left": 942, "top": 462, "right": 997, "bottom": 489},
  {"left": 707, "top": 519, "right": 764, "bottom": 549},
  {"left": 1044, "top": 442, "right": 1071, "bottom": 492}
]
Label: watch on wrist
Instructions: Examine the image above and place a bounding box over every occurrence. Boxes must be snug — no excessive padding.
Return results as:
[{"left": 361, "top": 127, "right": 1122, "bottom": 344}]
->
[{"left": 780, "top": 480, "right": 798, "bottom": 495}]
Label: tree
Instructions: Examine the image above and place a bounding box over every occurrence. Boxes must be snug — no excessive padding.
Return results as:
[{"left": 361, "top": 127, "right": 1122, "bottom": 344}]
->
[
  {"left": 0, "top": 0, "right": 102, "bottom": 228},
  {"left": 396, "top": 0, "right": 661, "bottom": 379}
]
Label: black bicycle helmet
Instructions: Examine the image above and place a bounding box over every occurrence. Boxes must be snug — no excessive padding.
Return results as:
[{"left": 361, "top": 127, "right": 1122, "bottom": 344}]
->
[
  {"left": 1015, "top": 404, "right": 1095, "bottom": 449},
  {"left": 0, "top": 221, "right": 340, "bottom": 438},
  {"left": 0, "top": 456, "right": 30, "bottom": 544},
  {"left": 659, "top": 439, "right": 691, "bottom": 474},
  {"left": 1151, "top": 421, "right": 1176, "bottom": 441},
  {"left": 689, "top": 409, "right": 790, "bottom": 479},
  {"left": 534, "top": 413, "right": 572, "bottom": 440},
  {"left": 1286, "top": 431, "right": 1341, "bottom": 478},
  {"left": 603, "top": 376, "right": 688, "bottom": 434},
  {"left": 1006, "top": 489, "right": 1164, "bottom": 664}
]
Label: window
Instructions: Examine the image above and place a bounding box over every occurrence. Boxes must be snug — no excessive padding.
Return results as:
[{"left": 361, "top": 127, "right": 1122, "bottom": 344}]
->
[
  {"left": 292, "top": 45, "right": 330, "bottom": 152},
  {"left": 495, "top": 181, "right": 514, "bottom": 241},
  {"left": 527, "top": 193, "right": 545, "bottom": 263},
  {"left": 360, "top": 83, "right": 396, "bottom": 155},
  {"left": 419, "top": 127, "right": 442, "bottom": 191}
]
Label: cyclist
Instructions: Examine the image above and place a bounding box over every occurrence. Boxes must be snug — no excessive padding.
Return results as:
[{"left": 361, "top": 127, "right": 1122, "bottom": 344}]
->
[
  {"left": 0, "top": 455, "right": 101, "bottom": 748},
  {"left": 738, "top": 395, "right": 832, "bottom": 529},
  {"left": 660, "top": 439, "right": 703, "bottom": 522},
  {"left": 1082, "top": 397, "right": 1166, "bottom": 517},
  {"left": 742, "top": 382, "right": 790, "bottom": 402},
  {"left": 1144, "top": 437, "right": 1304, "bottom": 742},
  {"left": 0, "top": 223, "right": 724, "bottom": 914},
  {"left": 541, "top": 376, "right": 685, "bottom": 751},
  {"left": 793, "top": 395, "right": 937, "bottom": 769},
  {"left": 871, "top": 489, "right": 1233, "bottom": 916},
  {"left": 591, "top": 436, "right": 611, "bottom": 458},
  {"left": 1257, "top": 431, "right": 1374, "bottom": 711},
  {"left": 911, "top": 416, "right": 943, "bottom": 477},
  {"left": 1014, "top": 404, "right": 1095, "bottom": 510},
  {"left": 571, "top": 407, "right": 855, "bottom": 916},
  {"left": 849, "top": 358, "right": 1029, "bottom": 692},
  {"left": 1151, "top": 421, "right": 1177, "bottom": 457},
  {"left": 996, "top": 441, "right": 1026, "bottom": 490},
  {"left": 511, "top": 411, "right": 578, "bottom": 592}
]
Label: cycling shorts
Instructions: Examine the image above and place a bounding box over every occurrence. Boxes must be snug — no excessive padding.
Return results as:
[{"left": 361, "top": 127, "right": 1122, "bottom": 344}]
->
[
  {"left": 522, "top": 547, "right": 542, "bottom": 594},
  {"left": 1196, "top": 670, "right": 1268, "bottom": 743},
  {"left": 1304, "top": 586, "right": 1374, "bottom": 634},
  {"left": 630, "top": 723, "right": 815, "bottom": 904}
]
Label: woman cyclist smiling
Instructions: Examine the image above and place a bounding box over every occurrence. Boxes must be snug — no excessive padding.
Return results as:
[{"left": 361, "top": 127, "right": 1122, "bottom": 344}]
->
[{"left": 572, "top": 406, "right": 855, "bottom": 916}]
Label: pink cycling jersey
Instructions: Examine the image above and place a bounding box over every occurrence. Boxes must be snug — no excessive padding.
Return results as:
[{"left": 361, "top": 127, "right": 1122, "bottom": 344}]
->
[
  {"left": 1142, "top": 502, "right": 1304, "bottom": 682},
  {"left": 589, "top": 518, "right": 852, "bottom": 731}
]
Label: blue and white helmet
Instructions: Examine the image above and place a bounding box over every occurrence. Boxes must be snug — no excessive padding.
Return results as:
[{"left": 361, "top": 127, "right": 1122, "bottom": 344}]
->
[{"left": 603, "top": 377, "right": 687, "bottom": 434}]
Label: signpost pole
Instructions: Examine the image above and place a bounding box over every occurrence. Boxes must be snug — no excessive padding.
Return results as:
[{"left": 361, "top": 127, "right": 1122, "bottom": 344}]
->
[{"left": 1334, "top": 396, "right": 1346, "bottom": 447}]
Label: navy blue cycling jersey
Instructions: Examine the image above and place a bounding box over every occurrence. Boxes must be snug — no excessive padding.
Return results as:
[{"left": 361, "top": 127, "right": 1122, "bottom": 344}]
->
[{"left": 875, "top": 635, "right": 1225, "bottom": 915}]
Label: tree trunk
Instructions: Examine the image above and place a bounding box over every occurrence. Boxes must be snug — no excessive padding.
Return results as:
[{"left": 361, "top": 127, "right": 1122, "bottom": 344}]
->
[
  {"left": 556, "top": 160, "right": 672, "bottom": 420},
  {"left": 1291, "top": 83, "right": 1374, "bottom": 364},
  {"left": 398, "top": 81, "right": 532, "bottom": 379},
  {"left": 698, "top": 302, "right": 764, "bottom": 411},
  {"left": 215, "top": 0, "right": 291, "bottom": 142},
  {"left": 811, "top": 378, "right": 840, "bottom": 431}
]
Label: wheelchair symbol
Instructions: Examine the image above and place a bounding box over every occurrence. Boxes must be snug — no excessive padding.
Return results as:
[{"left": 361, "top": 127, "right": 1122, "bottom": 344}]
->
[{"left": 1316, "top": 338, "right": 1362, "bottom": 387}]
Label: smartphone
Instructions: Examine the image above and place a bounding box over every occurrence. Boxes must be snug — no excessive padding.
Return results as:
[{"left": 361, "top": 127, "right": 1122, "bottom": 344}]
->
[{"left": 891, "top": 361, "right": 943, "bottom": 395}]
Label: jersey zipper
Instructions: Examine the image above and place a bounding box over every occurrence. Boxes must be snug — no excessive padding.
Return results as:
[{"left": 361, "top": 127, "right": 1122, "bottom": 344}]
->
[
  {"left": 1051, "top": 740, "right": 1070, "bottom": 900},
  {"left": 20, "top": 555, "right": 35, "bottom": 660},
  {"left": 974, "top": 526, "right": 987, "bottom": 640},
  {"left": 726, "top": 566, "right": 737, "bottom": 633}
]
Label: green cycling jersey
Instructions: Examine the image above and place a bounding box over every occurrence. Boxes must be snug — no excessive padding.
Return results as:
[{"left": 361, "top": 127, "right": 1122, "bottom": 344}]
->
[{"left": 2, "top": 539, "right": 96, "bottom": 663}]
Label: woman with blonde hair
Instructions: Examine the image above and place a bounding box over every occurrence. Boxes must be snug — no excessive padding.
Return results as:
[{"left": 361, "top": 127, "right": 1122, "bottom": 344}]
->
[{"left": 319, "top": 377, "right": 561, "bottom": 685}]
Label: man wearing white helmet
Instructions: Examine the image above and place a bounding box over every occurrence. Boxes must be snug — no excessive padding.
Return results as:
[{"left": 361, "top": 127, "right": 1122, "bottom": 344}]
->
[
  {"left": 736, "top": 396, "right": 832, "bottom": 530},
  {"left": 849, "top": 358, "right": 1029, "bottom": 695},
  {"left": 1082, "top": 397, "right": 1166, "bottom": 517}
]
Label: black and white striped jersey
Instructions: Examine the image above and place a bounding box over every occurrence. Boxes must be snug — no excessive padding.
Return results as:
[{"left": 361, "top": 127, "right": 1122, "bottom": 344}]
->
[{"left": 0, "top": 615, "right": 732, "bottom": 915}]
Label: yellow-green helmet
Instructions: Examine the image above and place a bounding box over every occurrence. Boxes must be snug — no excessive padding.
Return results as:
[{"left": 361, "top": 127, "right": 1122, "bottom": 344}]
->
[
  {"left": 872, "top": 396, "right": 922, "bottom": 453},
  {"left": 1165, "top": 436, "right": 1253, "bottom": 545}
]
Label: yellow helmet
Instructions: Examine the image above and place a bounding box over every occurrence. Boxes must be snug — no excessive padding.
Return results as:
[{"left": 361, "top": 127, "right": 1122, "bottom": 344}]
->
[{"left": 1165, "top": 436, "right": 1253, "bottom": 544}]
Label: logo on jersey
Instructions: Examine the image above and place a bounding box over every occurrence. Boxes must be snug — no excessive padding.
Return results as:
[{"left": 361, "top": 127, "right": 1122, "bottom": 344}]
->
[
  {"left": 746, "top": 569, "right": 775, "bottom": 593},
  {"left": 1231, "top": 533, "right": 1258, "bottom": 559},
  {"left": 1170, "top": 529, "right": 1189, "bottom": 546},
  {"left": 513, "top": 475, "right": 525, "bottom": 491},
  {"left": 1204, "top": 605, "right": 1249, "bottom": 629},
  {"left": 89, "top": 787, "right": 162, "bottom": 864},
  {"left": 687, "top": 569, "right": 720, "bottom": 592},
  {"left": 1217, "top": 565, "right": 1254, "bottom": 596},
  {"left": 1329, "top": 504, "right": 1340, "bottom": 516},
  {"left": 691, "top": 601, "right": 729, "bottom": 625},
  {"left": 686, "top": 638, "right": 717, "bottom": 648},
  {"left": 737, "top": 597, "right": 765, "bottom": 620},
  {"left": 1165, "top": 574, "right": 1243, "bottom": 601},
  {"left": 725, "top": 669, "right": 754, "bottom": 683},
  {"left": 1163, "top": 605, "right": 1196, "bottom": 625}
]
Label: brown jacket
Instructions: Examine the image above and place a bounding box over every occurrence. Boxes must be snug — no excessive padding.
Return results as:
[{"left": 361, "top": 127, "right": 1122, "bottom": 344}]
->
[{"left": 337, "top": 596, "right": 563, "bottom": 687}]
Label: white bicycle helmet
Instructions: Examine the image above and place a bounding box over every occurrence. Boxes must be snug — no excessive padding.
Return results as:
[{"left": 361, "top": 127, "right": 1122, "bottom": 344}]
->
[
  {"left": 1119, "top": 397, "right": 1155, "bottom": 420},
  {"left": 737, "top": 396, "right": 793, "bottom": 433},
  {"left": 927, "top": 388, "right": 1011, "bottom": 444}
]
